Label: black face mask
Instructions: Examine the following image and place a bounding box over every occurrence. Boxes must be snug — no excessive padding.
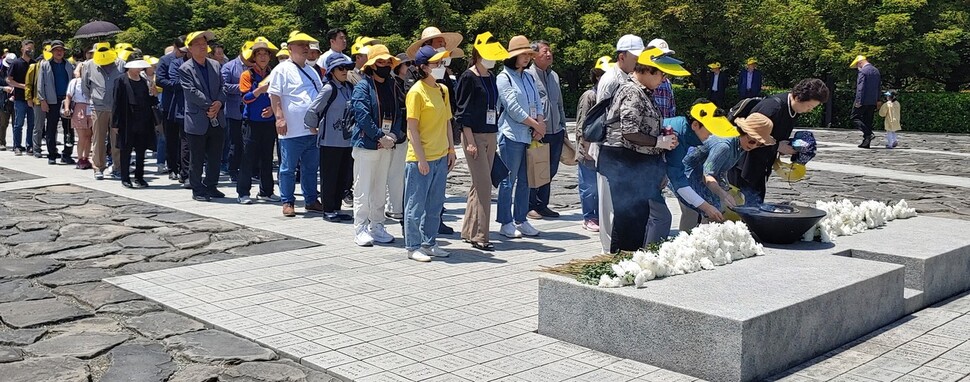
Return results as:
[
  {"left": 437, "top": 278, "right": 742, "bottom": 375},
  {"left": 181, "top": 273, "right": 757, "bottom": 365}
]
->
[
  {"left": 25, "top": 50, "right": 34, "bottom": 57},
  {"left": 374, "top": 66, "right": 392, "bottom": 79}
]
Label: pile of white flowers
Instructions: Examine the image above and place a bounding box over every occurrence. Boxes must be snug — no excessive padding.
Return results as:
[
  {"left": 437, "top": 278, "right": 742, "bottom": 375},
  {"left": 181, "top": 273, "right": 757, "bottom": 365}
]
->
[
  {"left": 802, "top": 199, "right": 917, "bottom": 243},
  {"left": 598, "top": 221, "right": 765, "bottom": 288}
]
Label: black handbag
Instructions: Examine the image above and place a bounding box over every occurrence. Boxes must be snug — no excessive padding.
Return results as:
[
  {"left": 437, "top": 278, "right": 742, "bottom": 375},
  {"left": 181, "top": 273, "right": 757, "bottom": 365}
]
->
[{"left": 490, "top": 152, "right": 509, "bottom": 188}]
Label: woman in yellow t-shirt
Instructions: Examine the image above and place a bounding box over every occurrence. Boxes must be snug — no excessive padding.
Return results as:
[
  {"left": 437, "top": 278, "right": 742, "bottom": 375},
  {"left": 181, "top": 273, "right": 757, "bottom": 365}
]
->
[{"left": 402, "top": 45, "right": 457, "bottom": 262}]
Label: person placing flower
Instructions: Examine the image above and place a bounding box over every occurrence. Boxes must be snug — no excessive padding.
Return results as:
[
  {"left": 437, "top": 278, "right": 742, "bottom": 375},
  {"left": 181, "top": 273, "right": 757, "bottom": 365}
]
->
[{"left": 402, "top": 45, "right": 457, "bottom": 262}]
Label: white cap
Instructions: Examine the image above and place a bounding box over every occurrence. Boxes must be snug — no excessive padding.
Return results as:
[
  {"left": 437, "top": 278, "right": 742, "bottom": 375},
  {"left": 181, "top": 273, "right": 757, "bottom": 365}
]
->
[
  {"left": 2, "top": 53, "right": 16, "bottom": 68},
  {"left": 309, "top": 42, "right": 321, "bottom": 52},
  {"left": 615, "top": 35, "right": 645, "bottom": 57},
  {"left": 647, "top": 38, "right": 674, "bottom": 55},
  {"left": 124, "top": 60, "right": 151, "bottom": 69}
]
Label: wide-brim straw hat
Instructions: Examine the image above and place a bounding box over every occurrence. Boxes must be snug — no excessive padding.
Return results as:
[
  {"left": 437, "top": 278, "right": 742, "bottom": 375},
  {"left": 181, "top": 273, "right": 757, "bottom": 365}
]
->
[
  {"left": 364, "top": 44, "right": 401, "bottom": 68},
  {"left": 406, "top": 27, "right": 463, "bottom": 59},
  {"left": 735, "top": 113, "right": 776, "bottom": 146},
  {"left": 506, "top": 35, "right": 536, "bottom": 58}
]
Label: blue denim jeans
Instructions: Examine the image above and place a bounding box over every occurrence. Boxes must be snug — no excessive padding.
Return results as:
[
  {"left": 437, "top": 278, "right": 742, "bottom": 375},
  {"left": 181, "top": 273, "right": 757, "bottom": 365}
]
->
[
  {"left": 497, "top": 135, "right": 530, "bottom": 225},
  {"left": 278, "top": 135, "right": 319, "bottom": 205},
  {"left": 404, "top": 157, "right": 448, "bottom": 251},
  {"left": 577, "top": 160, "right": 599, "bottom": 221},
  {"left": 12, "top": 100, "right": 34, "bottom": 149},
  {"left": 529, "top": 130, "right": 564, "bottom": 211}
]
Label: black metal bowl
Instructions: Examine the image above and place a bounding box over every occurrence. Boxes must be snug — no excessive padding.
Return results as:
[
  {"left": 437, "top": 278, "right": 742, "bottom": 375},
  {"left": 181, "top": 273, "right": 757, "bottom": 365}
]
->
[{"left": 730, "top": 203, "right": 827, "bottom": 244}]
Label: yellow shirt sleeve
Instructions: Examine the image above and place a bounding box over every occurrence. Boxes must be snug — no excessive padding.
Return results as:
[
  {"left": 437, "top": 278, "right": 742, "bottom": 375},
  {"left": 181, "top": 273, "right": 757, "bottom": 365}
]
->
[{"left": 406, "top": 86, "right": 424, "bottom": 121}]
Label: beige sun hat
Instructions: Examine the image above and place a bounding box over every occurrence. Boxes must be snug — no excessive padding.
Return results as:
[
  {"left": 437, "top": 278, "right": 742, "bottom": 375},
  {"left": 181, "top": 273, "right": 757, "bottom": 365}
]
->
[{"left": 406, "top": 27, "right": 463, "bottom": 59}]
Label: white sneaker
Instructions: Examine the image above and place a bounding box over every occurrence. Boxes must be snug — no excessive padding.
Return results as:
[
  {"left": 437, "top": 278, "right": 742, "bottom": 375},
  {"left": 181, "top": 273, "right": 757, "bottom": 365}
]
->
[
  {"left": 500, "top": 223, "right": 522, "bottom": 238},
  {"left": 408, "top": 249, "right": 431, "bottom": 262},
  {"left": 354, "top": 226, "right": 374, "bottom": 247},
  {"left": 237, "top": 196, "right": 253, "bottom": 205},
  {"left": 423, "top": 245, "right": 450, "bottom": 258},
  {"left": 369, "top": 224, "right": 395, "bottom": 244},
  {"left": 516, "top": 221, "right": 540, "bottom": 236}
]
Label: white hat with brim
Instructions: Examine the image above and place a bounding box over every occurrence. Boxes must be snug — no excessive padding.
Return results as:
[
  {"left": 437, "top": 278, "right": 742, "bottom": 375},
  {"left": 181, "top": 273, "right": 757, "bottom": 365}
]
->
[
  {"left": 406, "top": 27, "right": 463, "bottom": 59},
  {"left": 124, "top": 60, "right": 151, "bottom": 69},
  {"left": 2, "top": 53, "right": 16, "bottom": 68}
]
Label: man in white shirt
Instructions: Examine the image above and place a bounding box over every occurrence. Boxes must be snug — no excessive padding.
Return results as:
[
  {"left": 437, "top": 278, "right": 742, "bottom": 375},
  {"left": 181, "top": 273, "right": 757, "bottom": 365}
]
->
[
  {"left": 269, "top": 31, "right": 326, "bottom": 217},
  {"left": 317, "top": 28, "right": 352, "bottom": 73}
]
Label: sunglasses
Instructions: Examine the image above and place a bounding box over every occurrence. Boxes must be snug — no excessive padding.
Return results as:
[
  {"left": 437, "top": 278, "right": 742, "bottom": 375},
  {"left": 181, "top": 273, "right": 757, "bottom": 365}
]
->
[{"left": 332, "top": 64, "right": 354, "bottom": 72}]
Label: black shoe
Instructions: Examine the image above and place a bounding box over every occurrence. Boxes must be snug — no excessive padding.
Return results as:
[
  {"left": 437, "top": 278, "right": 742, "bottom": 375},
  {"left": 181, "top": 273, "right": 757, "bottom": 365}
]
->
[
  {"left": 207, "top": 189, "right": 226, "bottom": 198},
  {"left": 438, "top": 222, "right": 455, "bottom": 235},
  {"left": 337, "top": 213, "right": 353, "bottom": 221},
  {"left": 134, "top": 179, "right": 149, "bottom": 188},
  {"left": 121, "top": 180, "right": 134, "bottom": 188},
  {"left": 858, "top": 136, "right": 872, "bottom": 149},
  {"left": 48, "top": 158, "right": 56, "bottom": 165},
  {"left": 61, "top": 157, "right": 76, "bottom": 165},
  {"left": 323, "top": 212, "right": 342, "bottom": 222},
  {"left": 536, "top": 206, "right": 560, "bottom": 218},
  {"left": 193, "top": 194, "right": 210, "bottom": 202}
]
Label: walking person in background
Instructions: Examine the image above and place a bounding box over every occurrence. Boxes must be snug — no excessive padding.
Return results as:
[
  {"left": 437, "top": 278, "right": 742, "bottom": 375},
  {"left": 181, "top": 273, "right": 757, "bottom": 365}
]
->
[
  {"left": 65, "top": 63, "right": 93, "bottom": 169},
  {"left": 179, "top": 31, "right": 227, "bottom": 202},
  {"left": 237, "top": 37, "right": 281, "bottom": 205},
  {"left": 403, "top": 45, "right": 457, "bottom": 262},
  {"left": 349, "top": 44, "right": 403, "bottom": 246},
  {"left": 850, "top": 55, "right": 881, "bottom": 149},
  {"left": 304, "top": 53, "right": 355, "bottom": 221},
  {"left": 496, "top": 35, "right": 543, "bottom": 239},
  {"left": 455, "top": 32, "right": 509, "bottom": 251},
  {"left": 878, "top": 91, "right": 901, "bottom": 149},
  {"left": 36, "top": 40, "right": 75, "bottom": 165}
]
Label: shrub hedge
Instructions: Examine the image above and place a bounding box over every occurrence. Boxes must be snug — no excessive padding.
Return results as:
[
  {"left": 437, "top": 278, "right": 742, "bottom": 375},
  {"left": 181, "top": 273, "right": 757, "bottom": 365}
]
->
[{"left": 563, "top": 86, "right": 970, "bottom": 134}]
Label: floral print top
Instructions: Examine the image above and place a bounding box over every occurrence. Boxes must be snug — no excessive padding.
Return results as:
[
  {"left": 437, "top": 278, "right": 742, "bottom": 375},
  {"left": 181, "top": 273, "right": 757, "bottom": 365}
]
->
[{"left": 604, "top": 78, "right": 664, "bottom": 155}]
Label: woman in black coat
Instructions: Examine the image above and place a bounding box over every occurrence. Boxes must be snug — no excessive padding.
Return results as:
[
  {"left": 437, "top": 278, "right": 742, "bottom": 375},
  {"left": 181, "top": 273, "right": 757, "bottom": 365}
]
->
[{"left": 112, "top": 57, "right": 158, "bottom": 188}]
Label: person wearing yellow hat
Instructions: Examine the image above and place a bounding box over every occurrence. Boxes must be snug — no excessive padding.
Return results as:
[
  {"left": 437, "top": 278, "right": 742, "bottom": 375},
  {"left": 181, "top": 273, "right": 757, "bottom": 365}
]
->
[
  {"left": 849, "top": 55, "right": 881, "bottom": 148},
  {"left": 707, "top": 61, "right": 728, "bottom": 108},
  {"left": 220, "top": 39, "right": 255, "bottom": 183},
  {"left": 236, "top": 37, "right": 280, "bottom": 205},
  {"left": 598, "top": 46, "right": 689, "bottom": 252},
  {"left": 730, "top": 78, "right": 829, "bottom": 206},
  {"left": 646, "top": 38, "right": 677, "bottom": 119},
  {"left": 346, "top": 43, "right": 403, "bottom": 246},
  {"left": 179, "top": 30, "right": 228, "bottom": 202},
  {"left": 36, "top": 39, "right": 76, "bottom": 164},
  {"left": 157, "top": 35, "right": 190, "bottom": 182},
  {"left": 451, "top": 32, "right": 510, "bottom": 250},
  {"left": 347, "top": 36, "right": 379, "bottom": 85},
  {"left": 83, "top": 41, "right": 127, "bottom": 179},
  {"left": 738, "top": 57, "right": 762, "bottom": 99},
  {"left": 268, "top": 30, "right": 325, "bottom": 216},
  {"left": 276, "top": 42, "right": 290, "bottom": 61},
  {"left": 572, "top": 56, "right": 610, "bottom": 233}
]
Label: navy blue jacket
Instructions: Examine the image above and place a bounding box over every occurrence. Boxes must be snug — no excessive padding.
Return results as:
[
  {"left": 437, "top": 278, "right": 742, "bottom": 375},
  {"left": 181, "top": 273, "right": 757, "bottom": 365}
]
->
[
  {"left": 737, "top": 69, "right": 763, "bottom": 99},
  {"left": 351, "top": 76, "right": 404, "bottom": 150},
  {"left": 855, "top": 64, "right": 881, "bottom": 106},
  {"left": 163, "top": 55, "right": 186, "bottom": 120}
]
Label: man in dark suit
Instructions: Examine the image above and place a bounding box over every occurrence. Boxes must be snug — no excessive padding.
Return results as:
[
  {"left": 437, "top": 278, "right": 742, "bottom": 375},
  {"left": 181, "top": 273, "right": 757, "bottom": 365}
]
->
[
  {"left": 706, "top": 62, "right": 728, "bottom": 108},
  {"left": 850, "top": 55, "right": 881, "bottom": 148},
  {"left": 179, "top": 31, "right": 227, "bottom": 201},
  {"left": 737, "top": 57, "right": 763, "bottom": 99},
  {"left": 157, "top": 36, "right": 187, "bottom": 181}
]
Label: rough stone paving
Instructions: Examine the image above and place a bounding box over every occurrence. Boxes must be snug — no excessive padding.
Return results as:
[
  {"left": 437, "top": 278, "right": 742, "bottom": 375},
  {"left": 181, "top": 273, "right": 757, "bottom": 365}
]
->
[
  {"left": 0, "top": 167, "right": 40, "bottom": 184},
  {"left": 0, "top": 184, "right": 331, "bottom": 382}
]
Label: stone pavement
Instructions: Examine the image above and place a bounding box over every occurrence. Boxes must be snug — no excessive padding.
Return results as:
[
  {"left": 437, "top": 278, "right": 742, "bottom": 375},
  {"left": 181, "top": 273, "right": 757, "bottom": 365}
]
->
[{"left": 2, "top": 126, "right": 970, "bottom": 382}]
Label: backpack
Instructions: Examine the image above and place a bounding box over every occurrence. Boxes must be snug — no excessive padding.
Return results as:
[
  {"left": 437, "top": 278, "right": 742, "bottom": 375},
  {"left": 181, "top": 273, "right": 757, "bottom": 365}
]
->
[
  {"left": 581, "top": 95, "right": 616, "bottom": 142},
  {"left": 315, "top": 81, "right": 355, "bottom": 145},
  {"left": 727, "top": 97, "right": 764, "bottom": 123}
]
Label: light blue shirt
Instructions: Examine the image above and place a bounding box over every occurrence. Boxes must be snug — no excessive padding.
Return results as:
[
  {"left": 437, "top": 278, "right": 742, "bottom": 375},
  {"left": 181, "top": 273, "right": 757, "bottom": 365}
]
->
[{"left": 497, "top": 66, "right": 543, "bottom": 144}]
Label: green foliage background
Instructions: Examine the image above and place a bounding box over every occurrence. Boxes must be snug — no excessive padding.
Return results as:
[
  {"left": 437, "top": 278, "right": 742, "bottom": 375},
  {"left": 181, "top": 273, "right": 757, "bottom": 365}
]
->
[{"left": 3, "top": 0, "right": 968, "bottom": 131}]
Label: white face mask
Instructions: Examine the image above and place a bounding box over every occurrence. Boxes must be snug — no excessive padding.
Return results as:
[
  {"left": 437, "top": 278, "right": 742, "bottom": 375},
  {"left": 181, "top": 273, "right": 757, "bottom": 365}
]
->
[
  {"left": 481, "top": 59, "right": 496, "bottom": 69},
  {"left": 431, "top": 66, "right": 446, "bottom": 80}
]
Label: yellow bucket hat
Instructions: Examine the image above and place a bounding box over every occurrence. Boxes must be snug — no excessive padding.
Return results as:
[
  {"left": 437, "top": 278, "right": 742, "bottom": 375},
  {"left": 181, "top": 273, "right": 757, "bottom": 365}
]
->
[
  {"left": 473, "top": 32, "right": 510, "bottom": 61},
  {"left": 746, "top": 57, "right": 757, "bottom": 65},
  {"left": 850, "top": 55, "right": 866, "bottom": 68},
  {"left": 144, "top": 55, "right": 159, "bottom": 66},
  {"left": 773, "top": 158, "right": 807, "bottom": 182},
  {"left": 364, "top": 44, "right": 401, "bottom": 68},
  {"left": 92, "top": 42, "right": 117, "bottom": 66},
  {"left": 594, "top": 56, "right": 614, "bottom": 70},
  {"left": 287, "top": 30, "right": 318, "bottom": 44},
  {"left": 240, "top": 40, "right": 255, "bottom": 61},
  {"left": 351, "top": 36, "right": 380, "bottom": 56},
  {"left": 42, "top": 45, "right": 52, "bottom": 61},
  {"left": 690, "top": 102, "right": 739, "bottom": 138},
  {"left": 637, "top": 47, "right": 690, "bottom": 77},
  {"left": 245, "top": 37, "right": 279, "bottom": 62},
  {"left": 708, "top": 62, "right": 721, "bottom": 69},
  {"left": 276, "top": 42, "right": 290, "bottom": 59},
  {"left": 115, "top": 43, "right": 136, "bottom": 61},
  {"left": 185, "top": 31, "right": 215, "bottom": 48}
]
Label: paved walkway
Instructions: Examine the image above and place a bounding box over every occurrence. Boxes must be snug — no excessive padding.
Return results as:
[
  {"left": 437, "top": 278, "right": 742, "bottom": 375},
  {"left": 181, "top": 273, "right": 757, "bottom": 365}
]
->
[{"left": 2, "top": 127, "right": 970, "bottom": 381}]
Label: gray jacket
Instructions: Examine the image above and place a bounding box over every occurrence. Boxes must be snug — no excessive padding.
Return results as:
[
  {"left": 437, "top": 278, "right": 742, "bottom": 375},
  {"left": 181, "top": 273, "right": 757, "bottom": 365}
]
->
[
  {"left": 179, "top": 57, "right": 227, "bottom": 135},
  {"left": 81, "top": 59, "right": 125, "bottom": 111},
  {"left": 36, "top": 59, "right": 74, "bottom": 104},
  {"left": 526, "top": 65, "right": 566, "bottom": 135}
]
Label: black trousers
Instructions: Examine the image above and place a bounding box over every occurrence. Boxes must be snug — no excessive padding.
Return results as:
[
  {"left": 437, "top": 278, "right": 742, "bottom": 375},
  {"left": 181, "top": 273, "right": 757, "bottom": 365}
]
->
[
  {"left": 163, "top": 119, "right": 181, "bottom": 175},
  {"left": 188, "top": 126, "right": 225, "bottom": 197},
  {"left": 120, "top": 144, "right": 146, "bottom": 182},
  {"left": 45, "top": 97, "right": 74, "bottom": 160},
  {"left": 237, "top": 120, "right": 276, "bottom": 198},
  {"left": 851, "top": 105, "right": 876, "bottom": 138},
  {"left": 709, "top": 90, "right": 726, "bottom": 109},
  {"left": 599, "top": 146, "right": 665, "bottom": 253},
  {"left": 227, "top": 118, "right": 244, "bottom": 177},
  {"left": 319, "top": 146, "right": 353, "bottom": 212}
]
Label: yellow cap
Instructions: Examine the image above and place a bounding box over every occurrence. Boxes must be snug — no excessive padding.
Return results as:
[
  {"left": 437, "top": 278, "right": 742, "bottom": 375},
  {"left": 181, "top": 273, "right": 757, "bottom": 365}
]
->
[
  {"left": 115, "top": 43, "right": 135, "bottom": 61},
  {"left": 473, "top": 32, "right": 510, "bottom": 61},
  {"left": 144, "top": 55, "right": 159, "bottom": 66},
  {"left": 92, "top": 42, "right": 117, "bottom": 66},
  {"left": 690, "top": 102, "right": 739, "bottom": 138},
  {"left": 850, "top": 55, "right": 866, "bottom": 68},
  {"left": 594, "top": 56, "right": 614, "bottom": 70},
  {"left": 708, "top": 62, "right": 721, "bottom": 69},
  {"left": 351, "top": 36, "right": 379, "bottom": 55},
  {"left": 773, "top": 158, "right": 807, "bottom": 182},
  {"left": 185, "top": 31, "right": 215, "bottom": 48},
  {"left": 287, "top": 30, "right": 318, "bottom": 44},
  {"left": 276, "top": 49, "right": 290, "bottom": 59},
  {"left": 637, "top": 47, "right": 690, "bottom": 77},
  {"left": 746, "top": 57, "right": 757, "bottom": 65}
]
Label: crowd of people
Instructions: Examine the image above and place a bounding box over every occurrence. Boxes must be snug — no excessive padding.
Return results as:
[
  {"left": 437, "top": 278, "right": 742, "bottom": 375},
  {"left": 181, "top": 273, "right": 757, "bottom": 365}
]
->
[{"left": 4, "top": 26, "right": 887, "bottom": 261}]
